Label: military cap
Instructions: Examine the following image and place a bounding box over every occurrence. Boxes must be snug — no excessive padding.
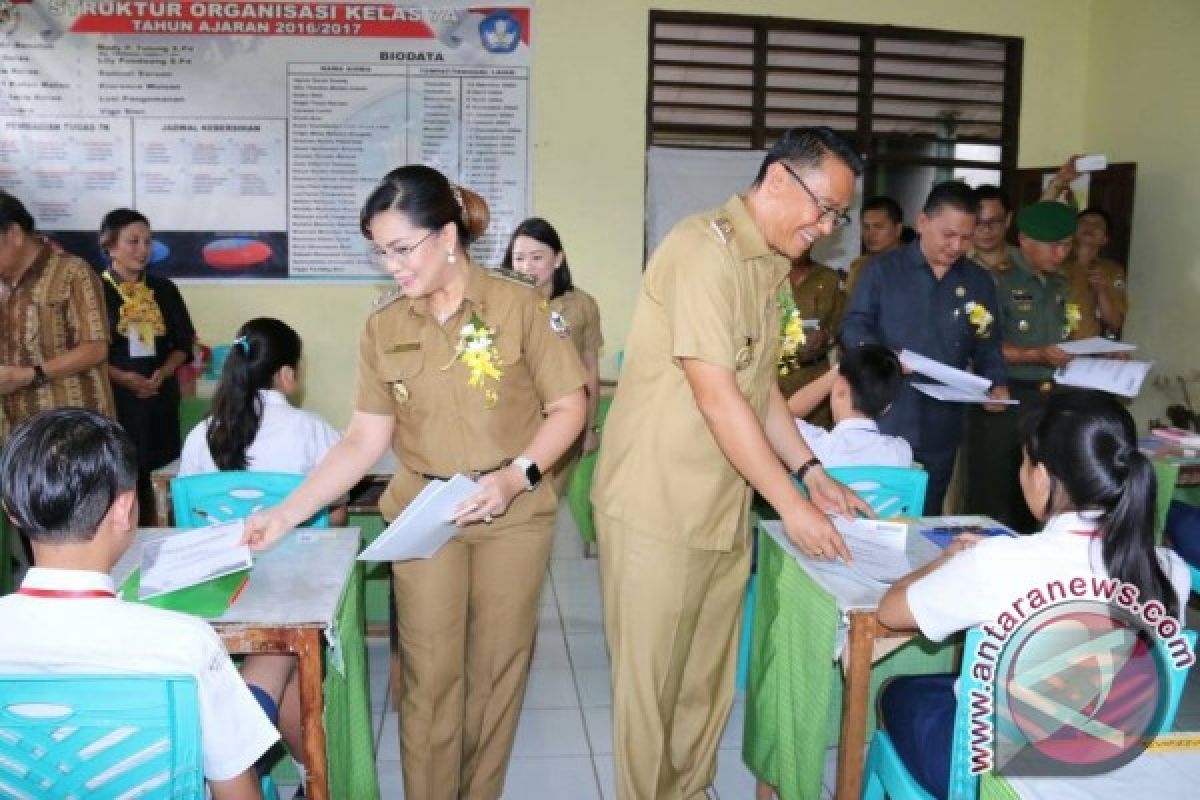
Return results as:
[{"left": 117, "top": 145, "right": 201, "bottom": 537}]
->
[{"left": 1016, "top": 201, "right": 1077, "bottom": 242}]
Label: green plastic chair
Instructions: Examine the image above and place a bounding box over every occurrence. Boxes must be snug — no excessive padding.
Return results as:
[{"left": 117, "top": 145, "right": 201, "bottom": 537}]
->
[
  {"left": 862, "top": 626, "right": 1199, "bottom": 800},
  {"left": 171, "top": 471, "right": 329, "bottom": 529},
  {"left": 565, "top": 394, "right": 613, "bottom": 548}
]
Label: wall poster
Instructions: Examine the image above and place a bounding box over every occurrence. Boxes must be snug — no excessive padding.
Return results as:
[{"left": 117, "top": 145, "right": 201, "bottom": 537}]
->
[{"left": 0, "top": 1, "right": 531, "bottom": 279}]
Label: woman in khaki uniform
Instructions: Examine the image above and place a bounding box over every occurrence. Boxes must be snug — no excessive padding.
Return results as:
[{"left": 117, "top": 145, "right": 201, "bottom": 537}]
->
[
  {"left": 245, "top": 166, "right": 586, "bottom": 799},
  {"left": 503, "top": 217, "right": 602, "bottom": 492}
]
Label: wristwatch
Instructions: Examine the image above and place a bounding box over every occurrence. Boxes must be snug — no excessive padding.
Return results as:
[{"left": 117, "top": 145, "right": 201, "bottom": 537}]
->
[
  {"left": 512, "top": 456, "right": 542, "bottom": 491},
  {"left": 30, "top": 365, "right": 48, "bottom": 388}
]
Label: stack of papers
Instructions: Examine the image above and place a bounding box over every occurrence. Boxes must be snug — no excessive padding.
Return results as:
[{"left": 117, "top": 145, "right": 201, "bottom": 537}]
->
[
  {"left": 358, "top": 474, "right": 481, "bottom": 561},
  {"left": 1054, "top": 357, "right": 1153, "bottom": 398},
  {"left": 1057, "top": 337, "right": 1137, "bottom": 356},
  {"left": 831, "top": 516, "right": 913, "bottom": 584},
  {"left": 901, "top": 349, "right": 1015, "bottom": 405},
  {"left": 139, "top": 521, "right": 253, "bottom": 600}
]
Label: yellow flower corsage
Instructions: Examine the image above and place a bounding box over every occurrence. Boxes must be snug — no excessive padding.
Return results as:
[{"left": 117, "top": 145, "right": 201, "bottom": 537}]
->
[
  {"left": 778, "top": 309, "right": 808, "bottom": 376},
  {"left": 445, "top": 313, "right": 504, "bottom": 408},
  {"left": 1064, "top": 302, "right": 1082, "bottom": 337},
  {"left": 963, "top": 301, "right": 993, "bottom": 337},
  {"left": 105, "top": 273, "right": 166, "bottom": 346}
]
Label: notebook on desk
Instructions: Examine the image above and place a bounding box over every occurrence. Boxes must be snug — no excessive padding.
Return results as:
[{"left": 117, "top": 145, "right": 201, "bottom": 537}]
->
[{"left": 119, "top": 568, "right": 249, "bottom": 617}]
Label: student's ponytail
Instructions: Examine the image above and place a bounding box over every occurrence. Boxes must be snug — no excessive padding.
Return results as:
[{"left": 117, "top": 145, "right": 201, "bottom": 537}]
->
[
  {"left": 1101, "top": 447, "right": 1177, "bottom": 618},
  {"left": 1024, "top": 390, "right": 1178, "bottom": 619},
  {"left": 206, "top": 318, "right": 302, "bottom": 471}
]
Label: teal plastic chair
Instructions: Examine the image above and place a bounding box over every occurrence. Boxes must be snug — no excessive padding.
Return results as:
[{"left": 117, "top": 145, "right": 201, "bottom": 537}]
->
[
  {"left": 0, "top": 674, "right": 204, "bottom": 798},
  {"left": 862, "top": 626, "right": 1199, "bottom": 800},
  {"left": 171, "top": 471, "right": 329, "bottom": 529},
  {"left": 820, "top": 465, "right": 929, "bottom": 519},
  {"left": 0, "top": 674, "right": 279, "bottom": 799},
  {"left": 737, "top": 465, "right": 928, "bottom": 690}
]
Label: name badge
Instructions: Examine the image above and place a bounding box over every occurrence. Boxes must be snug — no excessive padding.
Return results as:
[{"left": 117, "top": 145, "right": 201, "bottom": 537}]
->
[
  {"left": 129, "top": 330, "right": 156, "bottom": 359},
  {"left": 392, "top": 381, "right": 410, "bottom": 403},
  {"left": 387, "top": 342, "right": 421, "bottom": 353}
]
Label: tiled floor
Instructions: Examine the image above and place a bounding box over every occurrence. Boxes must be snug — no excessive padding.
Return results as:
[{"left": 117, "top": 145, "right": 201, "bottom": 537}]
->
[
  {"left": 287, "top": 507, "right": 1200, "bottom": 799},
  {"left": 298, "top": 505, "right": 831, "bottom": 800}
]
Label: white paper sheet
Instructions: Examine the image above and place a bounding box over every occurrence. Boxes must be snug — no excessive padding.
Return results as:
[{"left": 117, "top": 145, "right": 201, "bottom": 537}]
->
[
  {"left": 1054, "top": 357, "right": 1153, "bottom": 398},
  {"left": 912, "top": 381, "right": 1018, "bottom": 405},
  {"left": 899, "top": 349, "right": 992, "bottom": 393},
  {"left": 358, "top": 474, "right": 481, "bottom": 561},
  {"left": 1057, "top": 337, "right": 1137, "bottom": 356},
  {"left": 139, "top": 520, "right": 253, "bottom": 599},
  {"left": 833, "top": 516, "right": 913, "bottom": 584}
]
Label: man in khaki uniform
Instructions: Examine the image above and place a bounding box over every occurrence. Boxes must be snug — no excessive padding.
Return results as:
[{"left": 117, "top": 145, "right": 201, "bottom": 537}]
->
[
  {"left": 592, "top": 127, "right": 870, "bottom": 800},
  {"left": 843, "top": 195, "right": 904, "bottom": 297},
  {"left": 967, "top": 185, "right": 1020, "bottom": 278},
  {"left": 1062, "top": 208, "right": 1128, "bottom": 339},
  {"left": 778, "top": 252, "right": 845, "bottom": 427}
]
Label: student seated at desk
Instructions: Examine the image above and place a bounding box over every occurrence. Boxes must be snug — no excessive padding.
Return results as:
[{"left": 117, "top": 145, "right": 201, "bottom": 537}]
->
[
  {"left": 179, "top": 317, "right": 345, "bottom": 523},
  {"left": 0, "top": 409, "right": 305, "bottom": 799},
  {"left": 875, "top": 390, "right": 1190, "bottom": 799},
  {"left": 785, "top": 343, "right": 913, "bottom": 467}
]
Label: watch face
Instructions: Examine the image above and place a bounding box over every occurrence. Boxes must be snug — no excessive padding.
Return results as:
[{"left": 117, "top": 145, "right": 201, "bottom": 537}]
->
[{"left": 526, "top": 462, "right": 542, "bottom": 488}]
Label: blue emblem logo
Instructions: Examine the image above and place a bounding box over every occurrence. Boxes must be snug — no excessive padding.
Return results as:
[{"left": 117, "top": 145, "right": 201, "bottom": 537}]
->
[{"left": 479, "top": 10, "right": 520, "bottom": 54}]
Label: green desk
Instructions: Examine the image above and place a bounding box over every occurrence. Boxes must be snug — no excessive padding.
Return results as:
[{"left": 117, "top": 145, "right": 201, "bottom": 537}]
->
[{"left": 744, "top": 521, "right": 959, "bottom": 800}]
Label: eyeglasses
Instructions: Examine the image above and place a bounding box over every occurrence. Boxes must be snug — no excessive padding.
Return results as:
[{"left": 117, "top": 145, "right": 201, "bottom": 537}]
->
[
  {"left": 369, "top": 229, "right": 435, "bottom": 265},
  {"left": 779, "top": 162, "right": 852, "bottom": 229}
]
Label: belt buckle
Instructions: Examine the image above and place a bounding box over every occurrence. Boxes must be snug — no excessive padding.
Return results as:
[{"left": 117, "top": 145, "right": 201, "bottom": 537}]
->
[{"left": 1039, "top": 381, "right": 1054, "bottom": 394}]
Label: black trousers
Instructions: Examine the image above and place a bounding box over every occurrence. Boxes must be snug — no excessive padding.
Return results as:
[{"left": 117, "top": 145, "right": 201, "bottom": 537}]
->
[{"left": 963, "top": 381, "right": 1052, "bottom": 533}]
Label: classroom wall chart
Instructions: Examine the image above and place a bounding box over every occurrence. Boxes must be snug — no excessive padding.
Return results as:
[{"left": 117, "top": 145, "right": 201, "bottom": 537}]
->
[{"left": 0, "top": 1, "right": 531, "bottom": 279}]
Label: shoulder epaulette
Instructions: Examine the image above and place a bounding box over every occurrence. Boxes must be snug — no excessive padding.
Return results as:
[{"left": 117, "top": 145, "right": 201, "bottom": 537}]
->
[
  {"left": 491, "top": 267, "right": 538, "bottom": 289},
  {"left": 371, "top": 287, "right": 402, "bottom": 313},
  {"left": 709, "top": 216, "right": 735, "bottom": 246}
]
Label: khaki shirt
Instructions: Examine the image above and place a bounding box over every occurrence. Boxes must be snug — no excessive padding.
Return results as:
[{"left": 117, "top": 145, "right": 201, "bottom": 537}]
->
[
  {"left": 1061, "top": 256, "right": 1127, "bottom": 339},
  {"left": 546, "top": 287, "right": 603, "bottom": 362},
  {"left": 778, "top": 261, "right": 844, "bottom": 399},
  {"left": 356, "top": 261, "right": 586, "bottom": 525},
  {"left": 995, "top": 253, "right": 1069, "bottom": 382},
  {"left": 592, "top": 194, "right": 790, "bottom": 551},
  {"left": 967, "top": 245, "right": 1021, "bottom": 281},
  {"left": 0, "top": 243, "right": 114, "bottom": 427}
]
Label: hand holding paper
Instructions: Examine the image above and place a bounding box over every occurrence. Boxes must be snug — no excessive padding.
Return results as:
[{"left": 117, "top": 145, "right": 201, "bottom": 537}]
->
[
  {"left": 139, "top": 520, "right": 254, "bottom": 600},
  {"left": 359, "top": 474, "right": 481, "bottom": 561}
]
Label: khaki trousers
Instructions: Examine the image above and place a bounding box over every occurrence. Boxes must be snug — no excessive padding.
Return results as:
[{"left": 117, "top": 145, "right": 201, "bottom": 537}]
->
[
  {"left": 597, "top": 513, "right": 751, "bottom": 800},
  {"left": 391, "top": 523, "right": 553, "bottom": 800}
]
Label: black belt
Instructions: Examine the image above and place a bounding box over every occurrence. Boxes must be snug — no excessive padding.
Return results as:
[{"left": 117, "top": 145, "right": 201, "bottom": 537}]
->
[
  {"left": 418, "top": 461, "right": 508, "bottom": 482},
  {"left": 1008, "top": 378, "right": 1056, "bottom": 394}
]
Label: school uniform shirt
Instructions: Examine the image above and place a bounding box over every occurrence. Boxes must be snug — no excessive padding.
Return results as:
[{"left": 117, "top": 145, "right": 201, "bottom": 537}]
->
[
  {"left": 178, "top": 389, "right": 341, "bottom": 476},
  {"left": 0, "top": 568, "right": 278, "bottom": 781},
  {"left": 906, "top": 512, "right": 1191, "bottom": 644},
  {"left": 795, "top": 417, "right": 913, "bottom": 468}
]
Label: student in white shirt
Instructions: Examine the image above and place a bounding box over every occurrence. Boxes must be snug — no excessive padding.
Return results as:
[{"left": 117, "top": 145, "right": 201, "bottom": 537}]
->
[
  {"left": 0, "top": 409, "right": 307, "bottom": 799},
  {"left": 874, "top": 390, "right": 1190, "bottom": 799},
  {"left": 179, "top": 317, "right": 345, "bottom": 523},
  {"left": 785, "top": 343, "right": 913, "bottom": 467}
]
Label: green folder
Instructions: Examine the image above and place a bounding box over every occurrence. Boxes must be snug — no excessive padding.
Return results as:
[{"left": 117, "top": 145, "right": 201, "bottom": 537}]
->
[{"left": 119, "top": 567, "right": 250, "bottom": 618}]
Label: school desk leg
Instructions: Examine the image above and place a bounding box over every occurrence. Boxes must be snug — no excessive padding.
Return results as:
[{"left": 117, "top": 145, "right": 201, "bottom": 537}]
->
[
  {"left": 297, "top": 629, "right": 329, "bottom": 800},
  {"left": 836, "top": 611, "right": 876, "bottom": 800}
]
